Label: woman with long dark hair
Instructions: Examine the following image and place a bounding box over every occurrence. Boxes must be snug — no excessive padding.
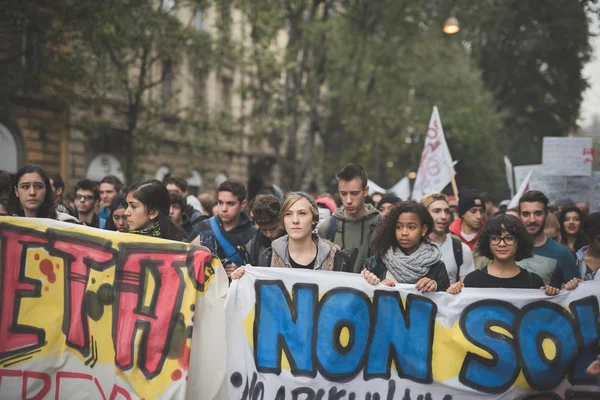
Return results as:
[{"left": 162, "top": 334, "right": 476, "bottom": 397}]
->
[
  {"left": 104, "top": 193, "right": 129, "bottom": 233},
  {"left": 362, "top": 201, "right": 450, "bottom": 292},
  {"left": 124, "top": 179, "right": 185, "bottom": 241},
  {"left": 559, "top": 206, "right": 587, "bottom": 253},
  {"left": 7, "top": 165, "right": 57, "bottom": 219}
]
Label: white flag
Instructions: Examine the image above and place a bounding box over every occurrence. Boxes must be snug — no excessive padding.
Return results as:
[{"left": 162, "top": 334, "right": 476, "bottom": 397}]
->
[
  {"left": 367, "top": 179, "right": 386, "bottom": 195},
  {"left": 504, "top": 155, "right": 515, "bottom": 198},
  {"left": 389, "top": 177, "right": 411, "bottom": 200},
  {"left": 411, "top": 106, "right": 455, "bottom": 201},
  {"left": 507, "top": 170, "right": 533, "bottom": 210}
]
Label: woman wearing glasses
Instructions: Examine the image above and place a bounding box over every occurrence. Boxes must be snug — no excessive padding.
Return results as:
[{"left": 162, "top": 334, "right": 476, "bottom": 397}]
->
[{"left": 461, "top": 214, "right": 562, "bottom": 294}]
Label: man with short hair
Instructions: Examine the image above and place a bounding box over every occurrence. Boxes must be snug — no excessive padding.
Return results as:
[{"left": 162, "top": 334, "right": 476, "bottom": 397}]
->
[
  {"left": 317, "top": 164, "right": 380, "bottom": 273},
  {"left": 189, "top": 179, "right": 257, "bottom": 277},
  {"left": 517, "top": 190, "right": 578, "bottom": 287},
  {"left": 422, "top": 193, "right": 475, "bottom": 285},
  {"left": 482, "top": 192, "right": 499, "bottom": 219},
  {"left": 246, "top": 194, "right": 284, "bottom": 267},
  {"left": 163, "top": 175, "right": 202, "bottom": 214},
  {"left": 99, "top": 175, "right": 123, "bottom": 229},
  {"left": 169, "top": 192, "right": 195, "bottom": 240},
  {"left": 49, "top": 174, "right": 65, "bottom": 198},
  {"left": 165, "top": 175, "right": 204, "bottom": 223},
  {"left": 74, "top": 179, "right": 100, "bottom": 227},
  {"left": 449, "top": 188, "right": 486, "bottom": 251}
]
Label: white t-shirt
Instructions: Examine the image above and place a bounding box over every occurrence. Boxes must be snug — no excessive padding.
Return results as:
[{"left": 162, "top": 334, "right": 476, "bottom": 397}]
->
[
  {"left": 437, "top": 235, "right": 475, "bottom": 284},
  {"left": 461, "top": 231, "right": 477, "bottom": 243}
]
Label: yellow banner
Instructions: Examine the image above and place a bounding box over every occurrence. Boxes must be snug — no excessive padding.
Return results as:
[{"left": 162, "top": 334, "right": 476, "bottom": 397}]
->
[{"left": 0, "top": 217, "right": 224, "bottom": 400}]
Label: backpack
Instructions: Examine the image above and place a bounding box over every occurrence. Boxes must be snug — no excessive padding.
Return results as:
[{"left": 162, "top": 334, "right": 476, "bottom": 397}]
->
[
  {"left": 451, "top": 237, "right": 464, "bottom": 277},
  {"left": 326, "top": 216, "right": 378, "bottom": 260}
]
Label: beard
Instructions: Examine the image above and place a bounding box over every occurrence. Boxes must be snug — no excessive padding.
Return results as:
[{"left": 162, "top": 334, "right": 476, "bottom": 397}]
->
[{"left": 526, "top": 216, "right": 546, "bottom": 238}]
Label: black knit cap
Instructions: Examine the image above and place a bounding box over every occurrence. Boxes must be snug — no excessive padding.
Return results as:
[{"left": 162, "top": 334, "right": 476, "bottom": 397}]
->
[
  {"left": 458, "top": 188, "right": 486, "bottom": 217},
  {"left": 376, "top": 194, "right": 401, "bottom": 210}
]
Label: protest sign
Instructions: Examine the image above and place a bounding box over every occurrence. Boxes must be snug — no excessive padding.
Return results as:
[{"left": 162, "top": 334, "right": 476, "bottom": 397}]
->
[
  {"left": 412, "top": 106, "right": 455, "bottom": 201},
  {"left": 504, "top": 156, "right": 515, "bottom": 198},
  {"left": 367, "top": 178, "right": 411, "bottom": 200},
  {"left": 0, "top": 217, "right": 228, "bottom": 400},
  {"left": 542, "top": 137, "right": 594, "bottom": 177},
  {"left": 226, "top": 267, "right": 600, "bottom": 400},
  {"left": 513, "top": 165, "right": 595, "bottom": 209}
]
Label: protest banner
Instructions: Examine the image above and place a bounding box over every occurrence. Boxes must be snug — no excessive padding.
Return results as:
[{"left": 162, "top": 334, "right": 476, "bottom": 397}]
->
[
  {"left": 542, "top": 137, "right": 594, "bottom": 177},
  {"left": 226, "top": 266, "right": 600, "bottom": 400},
  {"left": 513, "top": 165, "right": 596, "bottom": 210},
  {"left": 412, "top": 106, "right": 456, "bottom": 201},
  {"left": 367, "top": 178, "right": 411, "bottom": 200},
  {"left": 0, "top": 217, "right": 229, "bottom": 400}
]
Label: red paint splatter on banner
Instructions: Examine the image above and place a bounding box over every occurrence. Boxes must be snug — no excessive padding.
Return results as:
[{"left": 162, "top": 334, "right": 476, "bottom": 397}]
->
[
  {"left": 56, "top": 263, "right": 60, "bottom": 269},
  {"left": 171, "top": 370, "right": 182, "bottom": 381},
  {"left": 45, "top": 287, "right": 49, "bottom": 292},
  {"left": 34, "top": 254, "right": 40, "bottom": 261},
  {"left": 178, "top": 345, "right": 191, "bottom": 369},
  {"left": 39, "top": 259, "right": 56, "bottom": 283}
]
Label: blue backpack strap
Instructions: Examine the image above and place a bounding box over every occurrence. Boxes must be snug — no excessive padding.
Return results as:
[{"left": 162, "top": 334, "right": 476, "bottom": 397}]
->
[
  {"left": 327, "top": 216, "right": 337, "bottom": 242},
  {"left": 209, "top": 217, "right": 243, "bottom": 265}
]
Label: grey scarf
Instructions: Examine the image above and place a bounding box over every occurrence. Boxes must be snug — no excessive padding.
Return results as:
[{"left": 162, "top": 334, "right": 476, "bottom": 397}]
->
[{"left": 381, "top": 243, "right": 441, "bottom": 284}]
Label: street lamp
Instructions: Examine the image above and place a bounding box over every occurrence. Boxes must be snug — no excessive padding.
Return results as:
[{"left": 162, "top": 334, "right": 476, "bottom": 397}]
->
[{"left": 443, "top": 16, "right": 460, "bottom": 35}]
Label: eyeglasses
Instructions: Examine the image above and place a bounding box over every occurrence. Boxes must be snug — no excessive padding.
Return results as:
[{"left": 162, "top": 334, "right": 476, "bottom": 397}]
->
[
  {"left": 489, "top": 235, "right": 516, "bottom": 246},
  {"left": 76, "top": 194, "right": 96, "bottom": 202}
]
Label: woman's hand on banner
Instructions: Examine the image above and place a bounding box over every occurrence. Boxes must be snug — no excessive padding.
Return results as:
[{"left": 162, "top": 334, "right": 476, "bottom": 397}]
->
[
  {"left": 230, "top": 265, "right": 247, "bottom": 280},
  {"left": 361, "top": 269, "right": 380, "bottom": 285},
  {"left": 416, "top": 277, "right": 437, "bottom": 293},
  {"left": 446, "top": 281, "right": 463, "bottom": 295},
  {"left": 541, "top": 285, "right": 560, "bottom": 296},
  {"left": 562, "top": 278, "right": 581, "bottom": 291}
]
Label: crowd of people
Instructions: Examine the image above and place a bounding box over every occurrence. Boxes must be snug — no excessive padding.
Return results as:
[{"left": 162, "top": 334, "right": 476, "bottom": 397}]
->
[{"left": 1, "top": 162, "right": 599, "bottom": 381}]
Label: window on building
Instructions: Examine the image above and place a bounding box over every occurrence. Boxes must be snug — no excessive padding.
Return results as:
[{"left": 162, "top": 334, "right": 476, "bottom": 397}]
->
[
  {"left": 193, "top": 8, "right": 203, "bottom": 30},
  {"left": 221, "top": 76, "right": 233, "bottom": 110}
]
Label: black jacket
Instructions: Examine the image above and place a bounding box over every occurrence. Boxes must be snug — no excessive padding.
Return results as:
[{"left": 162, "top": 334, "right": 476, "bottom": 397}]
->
[
  {"left": 245, "top": 230, "right": 274, "bottom": 267},
  {"left": 365, "top": 256, "right": 450, "bottom": 291}
]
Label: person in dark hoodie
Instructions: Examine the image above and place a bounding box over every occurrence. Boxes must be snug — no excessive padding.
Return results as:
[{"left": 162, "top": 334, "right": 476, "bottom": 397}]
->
[
  {"left": 231, "top": 192, "right": 345, "bottom": 279},
  {"left": 362, "top": 201, "right": 450, "bottom": 292},
  {"left": 245, "top": 194, "right": 284, "bottom": 267},
  {"left": 189, "top": 179, "right": 257, "bottom": 277},
  {"left": 169, "top": 191, "right": 197, "bottom": 241},
  {"left": 165, "top": 175, "right": 204, "bottom": 225},
  {"left": 317, "top": 164, "right": 380, "bottom": 273}
]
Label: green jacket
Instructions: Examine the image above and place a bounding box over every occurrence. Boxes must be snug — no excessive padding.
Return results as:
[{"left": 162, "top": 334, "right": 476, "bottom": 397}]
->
[{"left": 317, "top": 204, "right": 380, "bottom": 273}]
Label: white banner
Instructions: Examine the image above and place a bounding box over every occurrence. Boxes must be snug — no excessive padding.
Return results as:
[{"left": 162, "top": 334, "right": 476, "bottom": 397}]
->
[
  {"left": 412, "top": 106, "right": 455, "bottom": 201},
  {"left": 368, "top": 178, "right": 411, "bottom": 200},
  {"left": 226, "top": 267, "right": 600, "bottom": 400},
  {"left": 542, "top": 137, "right": 594, "bottom": 176}
]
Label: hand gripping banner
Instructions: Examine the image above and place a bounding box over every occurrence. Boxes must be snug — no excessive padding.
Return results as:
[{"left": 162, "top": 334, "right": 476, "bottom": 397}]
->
[
  {"left": 0, "top": 217, "right": 229, "bottom": 400},
  {"left": 226, "top": 266, "right": 600, "bottom": 400}
]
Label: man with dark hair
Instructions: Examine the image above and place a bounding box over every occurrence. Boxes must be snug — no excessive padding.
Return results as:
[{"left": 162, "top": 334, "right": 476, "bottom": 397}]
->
[
  {"left": 481, "top": 191, "right": 499, "bottom": 219},
  {"left": 169, "top": 191, "right": 195, "bottom": 240},
  {"left": 165, "top": 175, "right": 204, "bottom": 215},
  {"left": 49, "top": 174, "right": 65, "bottom": 198},
  {"left": 246, "top": 194, "right": 283, "bottom": 267},
  {"left": 449, "top": 188, "right": 486, "bottom": 251},
  {"left": 422, "top": 193, "right": 475, "bottom": 285},
  {"left": 517, "top": 190, "right": 578, "bottom": 287},
  {"left": 317, "top": 164, "right": 380, "bottom": 273},
  {"left": 74, "top": 178, "right": 100, "bottom": 227},
  {"left": 376, "top": 194, "right": 400, "bottom": 217},
  {"left": 190, "top": 179, "right": 256, "bottom": 277},
  {"left": 99, "top": 175, "right": 123, "bottom": 229}
]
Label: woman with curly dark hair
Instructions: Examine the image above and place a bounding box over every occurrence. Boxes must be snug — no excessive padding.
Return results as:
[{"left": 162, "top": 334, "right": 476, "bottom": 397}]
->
[
  {"left": 361, "top": 201, "right": 450, "bottom": 292},
  {"left": 559, "top": 206, "right": 587, "bottom": 254},
  {"left": 462, "top": 214, "right": 568, "bottom": 294}
]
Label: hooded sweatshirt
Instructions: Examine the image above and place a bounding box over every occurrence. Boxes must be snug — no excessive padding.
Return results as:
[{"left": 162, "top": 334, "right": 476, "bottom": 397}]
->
[
  {"left": 449, "top": 218, "right": 480, "bottom": 251},
  {"left": 576, "top": 246, "right": 600, "bottom": 281},
  {"left": 270, "top": 234, "right": 339, "bottom": 271},
  {"left": 189, "top": 213, "right": 257, "bottom": 263},
  {"left": 317, "top": 204, "right": 380, "bottom": 273}
]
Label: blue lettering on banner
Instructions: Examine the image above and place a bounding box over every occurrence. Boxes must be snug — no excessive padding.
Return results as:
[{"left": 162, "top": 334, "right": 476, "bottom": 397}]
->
[
  {"left": 251, "top": 280, "right": 600, "bottom": 395},
  {"left": 365, "top": 292, "right": 436, "bottom": 383},
  {"left": 458, "top": 300, "right": 520, "bottom": 394},
  {"left": 254, "top": 281, "right": 318, "bottom": 377},
  {"left": 315, "top": 288, "right": 371, "bottom": 381}
]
